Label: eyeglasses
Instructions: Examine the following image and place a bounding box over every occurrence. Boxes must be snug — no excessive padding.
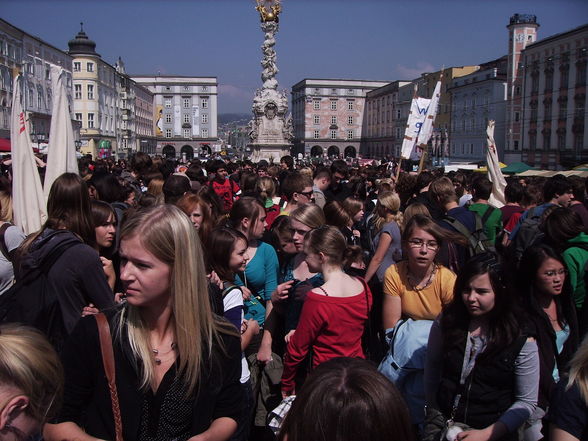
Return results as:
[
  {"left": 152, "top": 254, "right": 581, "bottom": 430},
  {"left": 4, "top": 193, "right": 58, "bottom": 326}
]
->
[
  {"left": 299, "top": 191, "right": 314, "bottom": 198},
  {"left": 407, "top": 239, "right": 439, "bottom": 251},
  {"left": 542, "top": 268, "right": 567, "bottom": 278}
]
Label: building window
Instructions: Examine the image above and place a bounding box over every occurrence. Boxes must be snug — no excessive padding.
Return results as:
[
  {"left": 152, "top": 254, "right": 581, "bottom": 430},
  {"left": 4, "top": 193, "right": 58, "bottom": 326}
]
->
[
  {"left": 313, "top": 130, "right": 320, "bottom": 139},
  {"left": 347, "top": 89, "right": 354, "bottom": 95},
  {"left": 165, "top": 114, "right": 172, "bottom": 123},
  {"left": 165, "top": 129, "right": 172, "bottom": 138},
  {"left": 331, "top": 116, "right": 337, "bottom": 125},
  {"left": 313, "top": 115, "right": 320, "bottom": 125},
  {"left": 314, "top": 88, "right": 320, "bottom": 94},
  {"left": 201, "top": 114, "right": 208, "bottom": 124},
  {"left": 313, "top": 100, "right": 320, "bottom": 110},
  {"left": 514, "top": 140, "right": 519, "bottom": 151},
  {"left": 395, "top": 127, "right": 402, "bottom": 139},
  {"left": 330, "top": 129, "right": 337, "bottom": 139},
  {"left": 330, "top": 100, "right": 337, "bottom": 111},
  {"left": 183, "top": 128, "right": 191, "bottom": 138},
  {"left": 544, "top": 133, "right": 551, "bottom": 149},
  {"left": 75, "top": 113, "right": 82, "bottom": 121},
  {"left": 183, "top": 98, "right": 190, "bottom": 108},
  {"left": 348, "top": 101, "right": 354, "bottom": 110},
  {"left": 201, "top": 128, "right": 208, "bottom": 137},
  {"left": 73, "top": 62, "right": 81, "bottom": 72},
  {"left": 515, "top": 112, "right": 520, "bottom": 122},
  {"left": 164, "top": 97, "right": 172, "bottom": 108},
  {"left": 183, "top": 114, "right": 190, "bottom": 124},
  {"left": 347, "top": 130, "right": 354, "bottom": 139},
  {"left": 348, "top": 116, "right": 353, "bottom": 125},
  {"left": 202, "top": 86, "right": 208, "bottom": 92},
  {"left": 201, "top": 98, "right": 208, "bottom": 109},
  {"left": 183, "top": 86, "right": 190, "bottom": 91},
  {"left": 87, "top": 84, "right": 94, "bottom": 100},
  {"left": 87, "top": 62, "right": 94, "bottom": 72},
  {"left": 88, "top": 113, "right": 94, "bottom": 128},
  {"left": 331, "top": 88, "right": 338, "bottom": 95},
  {"left": 558, "top": 131, "right": 566, "bottom": 149},
  {"left": 74, "top": 84, "right": 81, "bottom": 99}
]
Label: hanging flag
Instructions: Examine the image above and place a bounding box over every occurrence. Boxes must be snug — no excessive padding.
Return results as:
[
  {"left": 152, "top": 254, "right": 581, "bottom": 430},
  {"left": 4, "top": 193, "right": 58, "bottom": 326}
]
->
[
  {"left": 486, "top": 120, "right": 507, "bottom": 207},
  {"left": 10, "top": 74, "right": 47, "bottom": 234},
  {"left": 44, "top": 65, "right": 79, "bottom": 200},
  {"left": 400, "top": 96, "right": 430, "bottom": 159},
  {"left": 415, "top": 80, "right": 442, "bottom": 150}
]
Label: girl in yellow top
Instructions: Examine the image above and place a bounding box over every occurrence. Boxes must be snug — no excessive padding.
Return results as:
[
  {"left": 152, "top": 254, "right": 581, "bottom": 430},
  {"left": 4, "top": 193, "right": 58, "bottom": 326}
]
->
[{"left": 383, "top": 214, "right": 457, "bottom": 329}]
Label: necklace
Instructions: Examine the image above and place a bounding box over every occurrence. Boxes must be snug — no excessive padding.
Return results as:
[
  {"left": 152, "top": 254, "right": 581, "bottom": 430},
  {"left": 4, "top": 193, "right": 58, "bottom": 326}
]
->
[
  {"left": 152, "top": 342, "right": 176, "bottom": 365},
  {"left": 407, "top": 264, "right": 437, "bottom": 292}
]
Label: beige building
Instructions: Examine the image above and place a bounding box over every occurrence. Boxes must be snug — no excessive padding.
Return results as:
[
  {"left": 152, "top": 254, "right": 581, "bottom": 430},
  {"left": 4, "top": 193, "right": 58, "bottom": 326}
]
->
[
  {"left": 68, "top": 25, "right": 118, "bottom": 158},
  {"left": 291, "top": 78, "right": 389, "bottom": 159}
]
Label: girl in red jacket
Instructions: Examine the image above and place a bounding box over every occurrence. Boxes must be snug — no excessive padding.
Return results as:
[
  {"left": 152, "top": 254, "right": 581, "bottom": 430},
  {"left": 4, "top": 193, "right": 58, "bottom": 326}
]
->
[{"left": 281, "top": 226, "right": 372, "bottom": 397}]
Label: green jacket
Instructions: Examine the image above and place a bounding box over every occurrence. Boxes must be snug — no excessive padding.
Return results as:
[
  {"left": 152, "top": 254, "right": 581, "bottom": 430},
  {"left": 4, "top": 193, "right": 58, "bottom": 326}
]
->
[{"left": 563, "top": 232, "right": 588, "bottom": 309}]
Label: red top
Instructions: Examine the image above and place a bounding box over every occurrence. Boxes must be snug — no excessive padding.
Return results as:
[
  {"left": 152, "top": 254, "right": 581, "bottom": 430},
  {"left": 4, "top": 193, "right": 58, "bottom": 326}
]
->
[
  {"left": 211, "top": 178, "right": 240, "bottom": 213},
  {"left": 281, "top": 279, "right": 372, "bottom": 393}
]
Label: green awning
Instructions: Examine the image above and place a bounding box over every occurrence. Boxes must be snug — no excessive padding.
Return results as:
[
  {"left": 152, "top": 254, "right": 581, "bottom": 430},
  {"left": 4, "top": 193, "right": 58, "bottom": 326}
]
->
[
  {"left": 501, "top": 162, "right": 536, "bottom": 174},
  {"left": 98, "top": 140, "right": 111, "bottom": 148}
]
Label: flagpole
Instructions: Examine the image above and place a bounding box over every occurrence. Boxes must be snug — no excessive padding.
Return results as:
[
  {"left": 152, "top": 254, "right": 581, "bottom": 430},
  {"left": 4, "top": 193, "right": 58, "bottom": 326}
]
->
[
  {"left": 397, "top": 84, "right": 419, "bottom": 181},
  {"left": 416, "top": 70, "right": 444, "bottom": 174}
]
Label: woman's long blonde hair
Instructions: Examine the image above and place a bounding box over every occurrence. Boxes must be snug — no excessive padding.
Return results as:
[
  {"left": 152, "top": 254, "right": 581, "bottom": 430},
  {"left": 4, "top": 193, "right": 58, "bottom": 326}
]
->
[
  {"left": 118, "top": 204, "right": 236, "bottom": 395},
  {"left": 567, "top": 335, "right": 588, "bottom": 404},
  {"left": 374, "top": 191, "right": 403, "bottom": 232}
]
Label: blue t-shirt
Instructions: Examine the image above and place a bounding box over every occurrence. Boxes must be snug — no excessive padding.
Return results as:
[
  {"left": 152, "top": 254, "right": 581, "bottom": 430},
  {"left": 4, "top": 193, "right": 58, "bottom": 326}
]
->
[{"left": 235, "top": 241, "right": 279, "bottom": 326}]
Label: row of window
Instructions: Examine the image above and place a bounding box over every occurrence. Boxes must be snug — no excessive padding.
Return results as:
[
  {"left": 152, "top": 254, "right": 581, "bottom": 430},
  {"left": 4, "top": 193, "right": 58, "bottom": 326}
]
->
[
  {"left": 312, "top": 129, "right": 354, "bottom": 140},
  {"left": 163, "top": 85, "right": 209, "bottom": 92},
  {"left": 162, "top": 113, "right": 209, "bottom": 124},
  {"left": 312, "top": 100, "right": 354, "bottom": 111},
  {"left": 165, "top": 128, "right": 209, "bottom": 138},
  {"left": 164, "top": 97, "right": 209, "bottom": 109},
  {"left": 312, "top": 115, "right": 355, "bottom": 125},
  {"left": 73, "top": 61, "right": 94, "bottom": 72}
]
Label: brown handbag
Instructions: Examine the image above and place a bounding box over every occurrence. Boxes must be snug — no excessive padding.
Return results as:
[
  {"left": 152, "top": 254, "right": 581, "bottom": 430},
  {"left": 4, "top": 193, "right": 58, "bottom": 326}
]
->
[{"left": 96, "top": 313, "right": 124, "bottom": 441}]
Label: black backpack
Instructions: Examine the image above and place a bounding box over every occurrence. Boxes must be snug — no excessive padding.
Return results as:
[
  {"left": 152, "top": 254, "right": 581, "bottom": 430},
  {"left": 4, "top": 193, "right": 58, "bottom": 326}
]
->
[
  {"left": 0, "top": 230, "right": 79, "bottom": 351},
  {"left": 509, "top": 207, "right": 543, "bottom": 265}
]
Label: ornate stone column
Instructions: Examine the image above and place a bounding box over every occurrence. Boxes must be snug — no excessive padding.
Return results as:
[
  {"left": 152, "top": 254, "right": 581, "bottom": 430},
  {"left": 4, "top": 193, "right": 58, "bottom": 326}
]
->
[{"left": 247, "top": 0, "right": 293, "bottom": 163}]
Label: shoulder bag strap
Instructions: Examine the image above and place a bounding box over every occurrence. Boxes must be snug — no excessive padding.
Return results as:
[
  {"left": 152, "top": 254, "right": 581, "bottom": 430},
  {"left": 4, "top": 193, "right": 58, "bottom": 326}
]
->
[
  {"left": 0, "top": 222, "right": 12, "bottom": 261},
  {"left": 481, "top": 206, "right": 495, "bottom": 225},
  {"left": 96, "top": 313, "right": 124, "bottom": 441}
]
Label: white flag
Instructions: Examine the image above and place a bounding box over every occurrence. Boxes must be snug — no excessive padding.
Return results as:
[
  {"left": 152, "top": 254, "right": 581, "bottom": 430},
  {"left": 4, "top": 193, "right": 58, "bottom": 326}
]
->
[
  {"left": 415, "top": 81, "right": 441, "bottom": 148},
  {"left": 486, "top": 120, "right": 507, "bottom": 207},
  {"left": 11, "top": 75, "right": 47, "bottom": 234},
  {"left": 44, "top": 66, "right": 79, "bottom": 200},
  {"left": 400, "top": 97, "right": 430, "bottom": 159}
]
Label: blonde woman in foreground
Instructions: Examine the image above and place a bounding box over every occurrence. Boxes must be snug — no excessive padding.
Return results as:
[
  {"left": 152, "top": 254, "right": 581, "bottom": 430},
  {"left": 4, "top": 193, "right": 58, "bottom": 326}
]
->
[{"left": 44, "top": 204, "right": 242, "bottom": 441}]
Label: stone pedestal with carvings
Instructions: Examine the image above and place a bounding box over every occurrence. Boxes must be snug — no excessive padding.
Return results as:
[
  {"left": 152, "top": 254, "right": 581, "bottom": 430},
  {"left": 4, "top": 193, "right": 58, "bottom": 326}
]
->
[{"left": 247, "top": 4, "right": 292, "bottom": 163}]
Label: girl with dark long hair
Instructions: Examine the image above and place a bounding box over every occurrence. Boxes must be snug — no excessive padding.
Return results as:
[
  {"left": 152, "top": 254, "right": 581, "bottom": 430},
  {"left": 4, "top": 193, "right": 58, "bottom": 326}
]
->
[{"left": 424, "top": 253, "right": 539, "bottom": 441}]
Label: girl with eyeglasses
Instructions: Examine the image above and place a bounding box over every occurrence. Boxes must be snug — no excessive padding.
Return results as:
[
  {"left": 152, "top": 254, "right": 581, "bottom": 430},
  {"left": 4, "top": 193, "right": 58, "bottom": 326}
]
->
[
  {"left": 382, "top": 214, "right": 457, "bottom": 330},
  {"left": 380, "top": 214, "right": 457, "bottom": 425},
  {"left": 516, "top": 244, "right": 579, "bottom": 440}
]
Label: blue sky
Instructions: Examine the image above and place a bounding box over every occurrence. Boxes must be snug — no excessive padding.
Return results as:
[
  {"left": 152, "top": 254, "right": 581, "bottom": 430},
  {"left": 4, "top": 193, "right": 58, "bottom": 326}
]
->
[{"left": 3, "top": 0, "right": 587, "bottom": 113}]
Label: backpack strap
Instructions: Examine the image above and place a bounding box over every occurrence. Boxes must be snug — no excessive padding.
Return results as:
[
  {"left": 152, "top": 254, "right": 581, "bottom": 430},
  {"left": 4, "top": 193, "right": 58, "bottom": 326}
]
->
[
  {"left": 0, "top": 222, "right": 12, "bottom": 262},
  {"left": 444, "top": 215, "right": 473, "bottom": 241},
  {"left": 481, "top": 206, "right": 496, "bottom": 225},
  {"left": 220, "top": 283, "right": 241, "bottom": 299}
]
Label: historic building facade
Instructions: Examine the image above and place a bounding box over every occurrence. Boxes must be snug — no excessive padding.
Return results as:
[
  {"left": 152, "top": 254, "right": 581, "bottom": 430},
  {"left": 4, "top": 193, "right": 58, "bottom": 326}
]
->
[
  {"left": 68, "top": 25, "right": 118, "bottom": 158},
  {"left": 0, "top": 18, "right": 74, "bottom": 148},
  {"left": 449, "top": 57, "right": 508, "bottom": 162},
  {"left": 291, "top": 78, "right": 388, "bottom": 159},
  {"left": 133, "top": 75, "right": 218, "bottom": 159},
  {"left": 517, "top": 23, "right": 588, "bottom": 168}
]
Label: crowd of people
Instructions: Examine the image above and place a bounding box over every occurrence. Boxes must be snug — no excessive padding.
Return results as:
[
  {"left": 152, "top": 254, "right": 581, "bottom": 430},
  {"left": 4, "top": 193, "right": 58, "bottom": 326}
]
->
[{"left": 0, "top": 151, "right": 587, "bottom": 441}]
